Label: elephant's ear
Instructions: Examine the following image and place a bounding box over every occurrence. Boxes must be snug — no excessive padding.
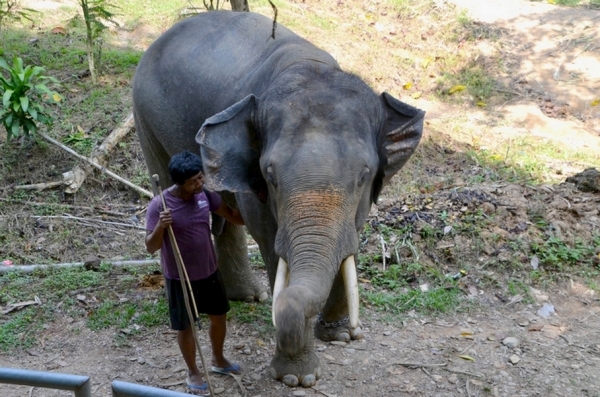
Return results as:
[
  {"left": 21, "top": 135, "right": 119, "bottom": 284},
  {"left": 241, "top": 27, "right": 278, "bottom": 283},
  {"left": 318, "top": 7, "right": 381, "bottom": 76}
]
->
[
  {"left": 196, "top": 94, "right": 268, "bottom": 202},
  {"left": 372, "top": 92, "right": 425, "bottom": 203}
]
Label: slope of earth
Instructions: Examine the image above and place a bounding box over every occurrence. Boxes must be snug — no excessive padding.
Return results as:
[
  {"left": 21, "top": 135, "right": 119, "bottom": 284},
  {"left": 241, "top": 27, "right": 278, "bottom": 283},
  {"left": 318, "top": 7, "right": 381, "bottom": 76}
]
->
[{"left": 445, "top": 0, "right": 600, "bottom": 159}]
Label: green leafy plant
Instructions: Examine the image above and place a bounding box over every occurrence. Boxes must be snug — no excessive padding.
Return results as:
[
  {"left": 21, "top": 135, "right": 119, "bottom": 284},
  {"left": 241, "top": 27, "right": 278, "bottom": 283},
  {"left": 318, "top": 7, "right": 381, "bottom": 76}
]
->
[
  {"left": 0, "top": 0, "right": 35, "bottom": 32},
  {"left": 78, "top": 0, "right": 119, "bottom": 84},
  {"left": 0, "top": 56, "right": 62, "bottom": 139}
]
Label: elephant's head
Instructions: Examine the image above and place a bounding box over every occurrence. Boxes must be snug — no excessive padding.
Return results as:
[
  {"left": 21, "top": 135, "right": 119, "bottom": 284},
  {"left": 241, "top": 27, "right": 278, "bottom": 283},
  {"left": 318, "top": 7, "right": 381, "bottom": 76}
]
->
[{"left": 197, "top": 69, "right": 423, "bottom": 360}]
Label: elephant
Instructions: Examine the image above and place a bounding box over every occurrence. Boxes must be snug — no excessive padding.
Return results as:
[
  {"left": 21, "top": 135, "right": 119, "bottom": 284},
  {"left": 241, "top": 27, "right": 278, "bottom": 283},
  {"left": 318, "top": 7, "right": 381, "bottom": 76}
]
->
[{"left": 132, "top": 11, "right": 424, "bottom": 388}]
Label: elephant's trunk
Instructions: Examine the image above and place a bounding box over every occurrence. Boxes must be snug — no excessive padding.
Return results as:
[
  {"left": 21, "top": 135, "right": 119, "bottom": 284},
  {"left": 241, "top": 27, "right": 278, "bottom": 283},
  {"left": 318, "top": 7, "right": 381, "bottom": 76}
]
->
[
  {"left": 272, "top": 187, "right": 359, "bottom": 355},
  {"left": 277, "top": 188, "right": 352, "bottom": 304},
  {"left": 274, "top": 284, "right": 319, "bottom": 357}
]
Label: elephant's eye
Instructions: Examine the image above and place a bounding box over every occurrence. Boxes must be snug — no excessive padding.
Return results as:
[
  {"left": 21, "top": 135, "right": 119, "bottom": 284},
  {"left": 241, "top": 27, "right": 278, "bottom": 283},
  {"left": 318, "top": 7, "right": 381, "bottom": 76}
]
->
[
  {"left": 267, "top": 165, "right": 277, "bottom": 188},
  {"left": 358, "top": 167, "right": 371, "bottom": 186}
]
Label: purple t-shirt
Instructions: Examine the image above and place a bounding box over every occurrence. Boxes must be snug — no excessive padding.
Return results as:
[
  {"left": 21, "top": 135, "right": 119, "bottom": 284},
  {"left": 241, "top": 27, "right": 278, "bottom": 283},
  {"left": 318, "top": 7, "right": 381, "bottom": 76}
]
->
[{"left": 146, "top": 189, "right": 222, "bottom": 281}]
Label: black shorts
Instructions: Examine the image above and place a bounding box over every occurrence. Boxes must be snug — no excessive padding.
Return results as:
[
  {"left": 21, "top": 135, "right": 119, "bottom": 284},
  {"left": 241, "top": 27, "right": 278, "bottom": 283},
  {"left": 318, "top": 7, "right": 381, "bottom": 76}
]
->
[{"left": 165, "top": 270, "right": 230, "bottom": 330}]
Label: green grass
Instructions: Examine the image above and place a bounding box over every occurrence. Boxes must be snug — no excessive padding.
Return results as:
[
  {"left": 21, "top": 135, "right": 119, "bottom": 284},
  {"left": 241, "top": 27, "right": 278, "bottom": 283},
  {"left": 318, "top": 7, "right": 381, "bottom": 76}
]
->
[
  {"left": 0, "top": 264, "right": 163, "bottom": 350},
  {"left": 0, "top": 310, "right": 39, "bottom": 351},
  {"left": 229, "top": 300, "right": 274, "bottom": 336},
  {"left": 531, "top": 237, "right": 599, "bottom": 273},
  {"left": 364, "top": 286, "right": 463, "bottom": 315},
  {"left": 548, "top": 0, "right": 600, "bottom": 6}
]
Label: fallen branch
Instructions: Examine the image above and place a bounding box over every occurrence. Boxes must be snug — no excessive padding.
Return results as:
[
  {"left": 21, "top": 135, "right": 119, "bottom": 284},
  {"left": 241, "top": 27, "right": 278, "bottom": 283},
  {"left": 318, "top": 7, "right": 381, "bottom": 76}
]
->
[
  {"left": 442, "top": 367, "right": 484, "bottom": 378},
  {"left": 33, "top": 214, "right": 146, "bottom": 230},
  {"left": 2, "top": 296, "right": 42, "bottom": 314},
  {"left": 38, "top": 131, "right": 153, "bottom": 199},
  {"left": 0, "top": 198, "right": 139, "bottom": 217},
  {"left": 64, "top": 113, "right": 135, "bottom": 194},
  {"left": 391, "top": 362, "right": 447, "bottom": 369},
  {"left": 3, "top": 181, "right": 65, "bottom": 191}
]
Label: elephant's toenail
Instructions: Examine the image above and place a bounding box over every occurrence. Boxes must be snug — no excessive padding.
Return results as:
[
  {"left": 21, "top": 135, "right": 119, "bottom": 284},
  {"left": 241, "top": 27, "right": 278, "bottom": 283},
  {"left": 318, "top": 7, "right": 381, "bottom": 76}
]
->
[
  {"left": 283, "top": 374, "right": 299, "bottom": 387},
  {"left": 336, "top": 332, "right": 350, "bottom": 342},
  {"left": 302, "top": 374, "right": 316, "bottom": 387},
  {"left": 315, "top": 366, "right": 322, "bottom": 379},
  {"left": 258, "top": 291, "right": 269, "bottom": 302},
  {"left": 351, "top": 327, "right": 364, "bottom": 340}
]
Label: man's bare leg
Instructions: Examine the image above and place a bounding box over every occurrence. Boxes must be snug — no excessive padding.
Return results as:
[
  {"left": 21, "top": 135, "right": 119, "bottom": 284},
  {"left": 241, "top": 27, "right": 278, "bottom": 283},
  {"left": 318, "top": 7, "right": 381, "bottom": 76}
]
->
[
  {"left": 208, "top": 314, "right": 241, "bottom": 374},
  {"left": 177, "top": 326, "right": 204, "bottom": 385}
]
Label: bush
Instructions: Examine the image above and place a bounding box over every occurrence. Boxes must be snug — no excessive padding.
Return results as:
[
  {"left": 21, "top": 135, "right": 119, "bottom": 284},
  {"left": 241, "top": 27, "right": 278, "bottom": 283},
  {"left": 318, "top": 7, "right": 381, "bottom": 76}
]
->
[{"left": 0, "top": 56, "right": 62, "bottom": 139}]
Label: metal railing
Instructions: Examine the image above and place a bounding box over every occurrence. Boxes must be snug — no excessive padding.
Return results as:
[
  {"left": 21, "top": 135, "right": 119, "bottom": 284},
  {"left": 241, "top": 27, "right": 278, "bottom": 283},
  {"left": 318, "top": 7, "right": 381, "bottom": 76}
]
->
[{"left": 0, "top": 367, "right": 195, "bottom": 397}]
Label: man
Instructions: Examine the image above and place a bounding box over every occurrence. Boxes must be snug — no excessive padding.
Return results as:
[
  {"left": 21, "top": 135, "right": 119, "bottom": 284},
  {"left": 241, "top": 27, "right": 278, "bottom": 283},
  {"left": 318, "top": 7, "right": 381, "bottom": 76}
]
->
[{"left": 145, "top": 151, "right": 243, "bottom": 394}]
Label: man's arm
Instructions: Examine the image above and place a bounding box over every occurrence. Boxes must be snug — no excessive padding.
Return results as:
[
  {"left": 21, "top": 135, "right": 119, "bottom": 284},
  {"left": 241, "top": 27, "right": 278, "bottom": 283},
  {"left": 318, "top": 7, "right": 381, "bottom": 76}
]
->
[
  {"left": 145, "top": 208, "right": 172, "bottom": 253},
  {"left": 214, "top": 202, "right": 245, "bottom": 226}
]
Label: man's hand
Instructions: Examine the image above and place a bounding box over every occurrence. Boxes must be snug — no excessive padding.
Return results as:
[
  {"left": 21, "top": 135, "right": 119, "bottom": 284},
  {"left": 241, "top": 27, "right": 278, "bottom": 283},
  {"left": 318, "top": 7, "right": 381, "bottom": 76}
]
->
[
  {"left": 157, "top": 209, "right": 173, "bottom": 229},
  {"left": 146, "top": 208, "right": 172, "bottom": 253}
]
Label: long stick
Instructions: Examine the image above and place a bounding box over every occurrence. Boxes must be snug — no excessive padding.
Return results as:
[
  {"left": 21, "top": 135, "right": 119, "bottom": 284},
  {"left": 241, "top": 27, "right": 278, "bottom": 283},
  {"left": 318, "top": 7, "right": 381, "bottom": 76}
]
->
[
  {"left": 38, "top": 132, "right": 153, "bottom": 199},
  {"left": 152, "top": 175, "right": 214, "bottom": 396}
]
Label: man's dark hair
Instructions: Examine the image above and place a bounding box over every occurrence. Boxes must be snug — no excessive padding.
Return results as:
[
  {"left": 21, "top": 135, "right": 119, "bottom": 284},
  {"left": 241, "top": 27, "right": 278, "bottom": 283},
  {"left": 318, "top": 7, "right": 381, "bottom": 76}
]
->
[{"left": 168, "top": 151, "right": 204, "bottom": 185}]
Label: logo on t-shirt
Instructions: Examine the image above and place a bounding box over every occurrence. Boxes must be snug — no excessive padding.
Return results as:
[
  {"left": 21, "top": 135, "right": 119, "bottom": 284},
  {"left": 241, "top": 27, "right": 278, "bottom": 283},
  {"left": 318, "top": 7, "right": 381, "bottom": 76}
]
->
[{"left": 197, "top": 199, "right": 208, "bottom": 209}]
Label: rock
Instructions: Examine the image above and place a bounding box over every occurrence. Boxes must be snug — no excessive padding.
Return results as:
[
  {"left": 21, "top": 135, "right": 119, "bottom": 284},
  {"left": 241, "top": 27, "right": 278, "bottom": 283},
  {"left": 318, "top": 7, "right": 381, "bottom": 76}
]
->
[
  {"left": 448, "top": 374, "right": 459, "bottom": 384},
  {"left": 509, "top": 355, "right": 521, "bottom": 365},
  {"left": 292, "top": 391, "right": 306, "bottom": 396},
  {"left": 565, "top": 168, "right": 600, "bottom": 192},
  {"left": 502, "top": 337, "right": 519, "bottom": 348},
  {"left": 84, "top": 257, "right": 101, "bottom": 271},
  {"left": 481, "top": 202, "right": 496, "bottom": 214}
]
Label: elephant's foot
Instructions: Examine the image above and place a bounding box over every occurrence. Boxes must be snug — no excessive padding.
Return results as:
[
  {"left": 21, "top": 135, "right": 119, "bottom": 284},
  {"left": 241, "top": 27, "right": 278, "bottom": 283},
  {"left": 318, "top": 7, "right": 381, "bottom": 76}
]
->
[
  {"left": 314, "top": 313, "right": 364, "bottom": 342},
  {"left": 226, "top": 282, "right": 268, "bottom": 302},
  {"left": 221, "top": 264, "right": 268, "bottom": 302},
  {"left": 270, "top": 350, "right": 321, "bottom": 387}
]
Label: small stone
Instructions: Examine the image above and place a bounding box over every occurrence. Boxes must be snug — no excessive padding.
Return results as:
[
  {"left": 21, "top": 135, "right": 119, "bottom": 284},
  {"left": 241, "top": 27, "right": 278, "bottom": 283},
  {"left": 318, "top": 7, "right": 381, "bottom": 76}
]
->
[
  {"left": 509, "top": 355, "right": 521, "bottom": 365},
  {"left": 213, "top": 387, "right": 225, "bottom": 394},
  {"left": 502, "top": 337, "right": 519, "bottom": 348},
  {"left": 383, "top": 331, "right": 392, "bottom": 336},
  {"left": 432, "top": 375, "right": 443, "bottom": 382},
  {"left": 481, "top": 202, "right": 496, "bottom": 214},
  {"left": 292, "top": 391, "right": 306, "bottom": 396},
  {"left": 323, "top": 354, "right": 336, "bottom": 362},
  {"left": 330, "top": 341, "right": 347, "bottom": 346},
  {"left": 448, "top": 374, "right": 459, "bottom": 384}
]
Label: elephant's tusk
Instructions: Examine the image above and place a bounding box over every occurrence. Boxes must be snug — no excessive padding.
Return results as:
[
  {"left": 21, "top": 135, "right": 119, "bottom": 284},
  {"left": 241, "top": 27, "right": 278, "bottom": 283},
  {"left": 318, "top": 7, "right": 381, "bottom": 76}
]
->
[
  {"left": 272, "top": 257, "right": 289, "bottom": 327},
  {"left": 341, "top": 255, "right": 359, "bottom": 329}
]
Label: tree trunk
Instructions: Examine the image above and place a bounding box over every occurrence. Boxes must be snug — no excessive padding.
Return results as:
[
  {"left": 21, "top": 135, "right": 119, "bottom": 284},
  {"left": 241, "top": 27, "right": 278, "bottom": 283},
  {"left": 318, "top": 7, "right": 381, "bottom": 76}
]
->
[{"left": 230, "top": 0, "right": 249, "bottom": 11}]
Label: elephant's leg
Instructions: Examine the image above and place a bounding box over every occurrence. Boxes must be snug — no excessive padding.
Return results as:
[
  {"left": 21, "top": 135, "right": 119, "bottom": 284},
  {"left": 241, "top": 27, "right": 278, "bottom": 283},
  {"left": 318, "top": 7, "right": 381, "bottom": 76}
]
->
[
  {"left": 270, "top": 290, "right": 321, "bottom": 387},
  {"left": 214, "top": 221, "right": 268, "bottom": 302},
  {"left": 236, "top": 192, "right": 279, "bottom": 292},
  {"left": 135, "top": 115, "right": 172, "bottom": 191},
  {"left": 314, "top": 271, "right": 363, "bottom": 342}
]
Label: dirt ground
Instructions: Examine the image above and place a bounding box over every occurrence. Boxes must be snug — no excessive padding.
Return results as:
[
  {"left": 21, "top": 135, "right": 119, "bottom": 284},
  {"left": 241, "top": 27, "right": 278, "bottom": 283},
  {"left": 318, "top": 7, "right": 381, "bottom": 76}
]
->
[{"left": 1, "top": 0, "right": 600, "bottom": 396}]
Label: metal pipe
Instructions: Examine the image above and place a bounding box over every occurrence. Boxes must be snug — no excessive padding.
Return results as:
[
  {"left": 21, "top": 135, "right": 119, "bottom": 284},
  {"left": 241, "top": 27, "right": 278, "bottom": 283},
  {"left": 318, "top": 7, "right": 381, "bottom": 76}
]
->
[
  {"left": 0, "top": 260, "right": 160, "bottom": 275},
  {"left": 112, "top": 380, "right": 195, "bottom": 397},
  {"left": 0, "top": 367, "right": 91, "bottom": 397}
]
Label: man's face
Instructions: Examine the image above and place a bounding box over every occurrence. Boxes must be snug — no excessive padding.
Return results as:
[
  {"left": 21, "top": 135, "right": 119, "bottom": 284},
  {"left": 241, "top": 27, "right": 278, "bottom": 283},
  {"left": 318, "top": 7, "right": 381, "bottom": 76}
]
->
[{"left": 180, "top": 171, "right": 205, "bottom": 195}]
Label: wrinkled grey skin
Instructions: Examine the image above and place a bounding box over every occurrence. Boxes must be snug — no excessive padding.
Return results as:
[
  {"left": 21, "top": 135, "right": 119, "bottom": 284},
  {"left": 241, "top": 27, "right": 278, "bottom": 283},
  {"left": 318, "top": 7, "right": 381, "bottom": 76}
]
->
[{"left": 133, "top": 11, "right": 424, "bottom": 388}]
